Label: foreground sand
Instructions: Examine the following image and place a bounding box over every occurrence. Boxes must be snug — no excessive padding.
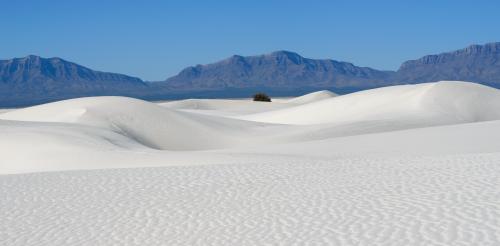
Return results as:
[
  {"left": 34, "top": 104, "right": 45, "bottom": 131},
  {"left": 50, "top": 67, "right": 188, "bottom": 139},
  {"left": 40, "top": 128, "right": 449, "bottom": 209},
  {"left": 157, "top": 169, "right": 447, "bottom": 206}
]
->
[{"left": 1, "top": 81, "right": 500, "bottom": 245}]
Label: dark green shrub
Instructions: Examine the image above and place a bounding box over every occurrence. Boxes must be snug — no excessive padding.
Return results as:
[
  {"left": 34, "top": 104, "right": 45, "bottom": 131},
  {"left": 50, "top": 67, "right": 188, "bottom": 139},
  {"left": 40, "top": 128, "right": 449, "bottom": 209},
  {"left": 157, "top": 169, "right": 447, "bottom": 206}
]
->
[{"left": 253, "top": 93, "right": 271, "bottom": 102}]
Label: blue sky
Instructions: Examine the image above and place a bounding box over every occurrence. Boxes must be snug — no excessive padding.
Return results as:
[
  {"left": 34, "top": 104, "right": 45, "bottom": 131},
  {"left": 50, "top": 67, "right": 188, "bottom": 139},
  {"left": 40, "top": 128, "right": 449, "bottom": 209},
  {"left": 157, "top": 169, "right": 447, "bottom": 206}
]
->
[{"left": 2, "top": 0, "right": 500, "bottom": 81}]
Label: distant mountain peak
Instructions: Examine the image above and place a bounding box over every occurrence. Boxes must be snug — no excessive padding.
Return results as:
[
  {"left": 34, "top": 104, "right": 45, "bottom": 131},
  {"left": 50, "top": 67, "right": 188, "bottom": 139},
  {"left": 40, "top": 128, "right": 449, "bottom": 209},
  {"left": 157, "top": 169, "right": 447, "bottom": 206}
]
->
[
  {"left": 24, "top": 54, "right": 41, "bottom": 59},
  {"left": 9, "top": 55, "right": 68, "bottom": 66},
  {"left": 10, "top": 54, "right": 41, "bottom": 63},
  {"left": 461, "top": 42, "right": 500, "bottom": 55},
  {"left": 269, "top": 50, "right": 301, "bottom": 57},
  {"left": 164, "top": 50, "right": 392, "bottom": 90},
  {"left": 399, "top": 42, "right": 500, "bottom": 70},
  {"left": 395, "top": 42, "right": 500, "bottom": 83},
  {"left": 0, "top": 55, "right": 147, "bottom": 106},
  {"left": 176, "top": 65, "right": 202, "bottom": 78},
  {"left": 266, "top": 50, "right": 304, "bottom": 63},
  {"left": 223, "top": 54, "right": 247, "bottom": 65},
  {"left": 3, "top": 42, "right": 500, "bottom": 107}
]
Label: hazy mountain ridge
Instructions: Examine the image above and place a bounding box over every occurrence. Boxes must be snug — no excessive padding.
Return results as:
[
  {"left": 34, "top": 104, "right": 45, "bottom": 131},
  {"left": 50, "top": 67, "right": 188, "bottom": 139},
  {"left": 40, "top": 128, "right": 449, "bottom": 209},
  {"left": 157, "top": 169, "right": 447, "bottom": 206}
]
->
[
  {"left": 0, "top": 55, "right": 145, "bottom": 84},
  {"left": 2, "top": 42, "right": 500, "bottom": 107},
  {"left": 399, "top": 42, "right": 500, "bottom": 68},
  {"left": 163, "top": 51, "right": 394, "bottom": 90},
  {"left": 0, "top": 55, "right": 148, "bottom": 106},
  {"left": 395, "top": 42, "right": 500, "bottom": 83}
]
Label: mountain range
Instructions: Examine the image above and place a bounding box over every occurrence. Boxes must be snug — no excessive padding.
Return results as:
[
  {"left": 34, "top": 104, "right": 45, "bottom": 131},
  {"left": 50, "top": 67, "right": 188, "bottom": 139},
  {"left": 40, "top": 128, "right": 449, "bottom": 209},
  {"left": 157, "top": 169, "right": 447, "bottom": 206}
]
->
[{"left": 1, "top": 42, "right": 500, "bottom": 107}]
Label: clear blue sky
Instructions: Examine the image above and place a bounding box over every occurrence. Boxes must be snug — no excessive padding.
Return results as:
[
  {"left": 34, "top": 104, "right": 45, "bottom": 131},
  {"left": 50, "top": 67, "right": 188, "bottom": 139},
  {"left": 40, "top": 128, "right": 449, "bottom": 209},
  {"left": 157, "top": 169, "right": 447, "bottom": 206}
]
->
[{"left": 2, "top": 0, "right": 500, "bottom": 81}]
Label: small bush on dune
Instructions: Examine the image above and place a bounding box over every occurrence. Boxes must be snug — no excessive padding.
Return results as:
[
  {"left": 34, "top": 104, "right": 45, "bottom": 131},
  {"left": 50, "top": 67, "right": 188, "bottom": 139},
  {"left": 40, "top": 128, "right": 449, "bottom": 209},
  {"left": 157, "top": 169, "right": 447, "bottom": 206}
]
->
[{"left": 253, "top": 93, "right": 271, "bottom": 102}]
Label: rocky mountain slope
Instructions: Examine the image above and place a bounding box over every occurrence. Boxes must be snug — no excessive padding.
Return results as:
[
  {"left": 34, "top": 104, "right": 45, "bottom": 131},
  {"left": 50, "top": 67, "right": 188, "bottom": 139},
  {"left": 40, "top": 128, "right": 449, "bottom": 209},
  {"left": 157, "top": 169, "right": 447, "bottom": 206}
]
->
[
  {"left": 0, "top": 55, "right": 147, "bottom": 106},
  {"left": 2, "top": 42, "right": 500, "bottom": 107},
  {"left": 162, "top": 51, "right": 394, "bottom": 92},
  {"left": 394, "top": 42, "right": 500, "bottom": 84}
]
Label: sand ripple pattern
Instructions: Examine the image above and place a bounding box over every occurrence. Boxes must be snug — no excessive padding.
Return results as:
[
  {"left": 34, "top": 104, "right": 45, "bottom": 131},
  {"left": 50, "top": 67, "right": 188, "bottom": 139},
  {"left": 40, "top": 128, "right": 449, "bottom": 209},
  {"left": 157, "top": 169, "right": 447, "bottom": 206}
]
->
[{"left": 2, "top": 154, "right": 500, "bottom": 245}]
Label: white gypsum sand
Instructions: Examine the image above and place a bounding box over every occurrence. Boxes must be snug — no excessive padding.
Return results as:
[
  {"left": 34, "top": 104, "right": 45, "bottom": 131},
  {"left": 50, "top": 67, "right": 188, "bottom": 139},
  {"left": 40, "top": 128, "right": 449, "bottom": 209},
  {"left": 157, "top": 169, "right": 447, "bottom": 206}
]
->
[{"left": 1, "top": 81, "right": 500, "bottom": 245}]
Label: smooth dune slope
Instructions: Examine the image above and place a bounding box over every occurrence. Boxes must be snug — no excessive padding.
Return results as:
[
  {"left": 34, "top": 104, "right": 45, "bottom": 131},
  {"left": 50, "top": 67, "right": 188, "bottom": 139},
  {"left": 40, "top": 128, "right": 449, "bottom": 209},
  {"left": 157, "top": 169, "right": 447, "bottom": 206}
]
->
[
  {"left": 285, "top": 90, "right": 337, "bottom": 104},
  {"left": 159, "top": 98, "right": 291, "bottom": 116},
  {"left": 161, "top": 98, "right": 288, "bottom": 111},
  {"left": 0, "top": 96, "right": 281, "bottom": 150},
  {"left": 160, "top": 90, "right": 337, "bottom": 117},
  {"left": 1, "top": 81, "right": 500, "bottom": 174},
  {"left": 240, "top": 81, "right": 500, "bottom": 125},
  {"left": 3, "top": 117, "right": 500, "bottom": 174}
]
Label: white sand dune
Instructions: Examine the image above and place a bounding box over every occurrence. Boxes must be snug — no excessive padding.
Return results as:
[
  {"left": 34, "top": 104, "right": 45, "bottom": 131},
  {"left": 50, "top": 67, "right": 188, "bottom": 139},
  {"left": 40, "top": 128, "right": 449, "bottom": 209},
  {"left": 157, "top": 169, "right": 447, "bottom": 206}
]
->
[
  {"left": 160, "top": 90, "right": 336, "bottom": 117},
  {"left": 0, "top": 96, "right": 288, "bottom": 150},
  {"left": 2, "top": 117, "right": 500, "bottom": 174},
  {"left": 159, "top": 98, "right": 291, "bottom": 116},
  {"left": 241, "top": 81, "right": 500, "bottom": 125},
  {"left": 2, "top": 81, "right": 500, "bottom": 170},
  {"left": 285, "top": 89, "right": 337, "bottom": 104},
  {"left": 1, "top": 81, "right": 500, "bottom": 245}
]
